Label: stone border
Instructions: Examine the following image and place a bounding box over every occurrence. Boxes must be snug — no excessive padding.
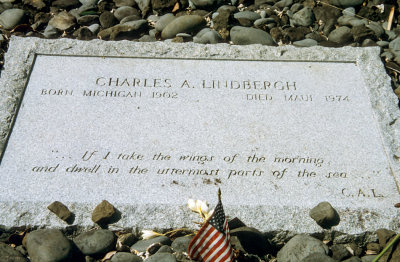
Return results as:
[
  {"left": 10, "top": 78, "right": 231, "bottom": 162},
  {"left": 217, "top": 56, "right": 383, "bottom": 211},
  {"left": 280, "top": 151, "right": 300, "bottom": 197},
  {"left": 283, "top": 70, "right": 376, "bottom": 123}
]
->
[{"left": 0, "top": 36, "right": 399, "bottom": 233}]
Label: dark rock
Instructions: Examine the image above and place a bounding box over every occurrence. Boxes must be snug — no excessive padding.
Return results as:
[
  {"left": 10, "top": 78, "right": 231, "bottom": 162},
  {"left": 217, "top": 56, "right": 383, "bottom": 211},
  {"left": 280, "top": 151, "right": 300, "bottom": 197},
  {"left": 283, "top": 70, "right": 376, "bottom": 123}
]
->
[
  {"left": 171, "top": 236, "right": 193, "bottom": 252},
  {"left": 114, "top": 6, "right": 140, "bottom": 21},
  {"left": 120, "top": 15, "right": 142, "bottom": 24},
  {"left": 277, "top": 234, "right": 329, "bottom": 262},
  {"left": 325, "top": 0, "right": 364, "bottom": 7},
  {"left": 343, "top": 257, "right": 362, "bottom": 262},
  {"left": 212, "top": 10, "right": 232, "bottom": 40},
  {"left": 291, "top": 7, "right": 314, "bottom": 26},
  {"left": 74, "top": 229, "right": 116, "bottom": 256},
  {"left": 351, "top": 25, "right": 376, "bottom": 42},
  {"left": 131, "top": 236, "right": 172, "bottom": 253},
  {"left": 155, "top": 13, "right": 175, "bottom": 32},
  {"left": 136, "top": 0, "right": 151, "bottom": 17},
  {"left": 273, "top": 0, "right": 293, "bottom": 8},
  {"left": 147, "top": 243, "right": 163, "bottom": 254},
  {"left": 193, "top": 28, "right": 222, "bottom": 44},
  {"left": 366, "top": 243, "right": 380, "bottom": 253},
  {"left": 191, "top": 0, "right": 215, "bottom": 7},
  {"left": 376, "top": 233, "right": 400, "bottom": 262},
  {"left": 361, "top": 39, "right": 377, "bottom": 47},
  {"left": 91, "top": 200, "right": 119, "bottom": 225},
  {"left": 52, "top": 0, "right": 80, "bottom": 9},
  {"left": 309, "top": 202, "right": 340, "bottom": 229},
  {"left": 228, "top": 217, "right": 246, "bottom": 230},
  {"left": 114, "top": 0, "right": 136, "bottom": 7},
  {"left": 360, "top": 256, "right": 377, "bottom": 262},
  {"left": 305, "top": 32, "right": 327, "bottom": 42},
  {"left": 161, "top": 15, "right": 205, "bottom": 39},
  {"left": 331, "top": 244, "right": 351, "bottom": 261},
  {"left": 230, "top": 26, "right": 275, "bottom": 45},
  {"left": 151, "top": 0, "right": 175, "bottom": 11},
  {"left": 0, "top": 8, "right": 25, "bottom": 30},
  {"left": 111, "top": 252, "right": 143, "bottom": 262},
  {"left": 77, "top": 15, "right": 99, "bottom": 25},
  {"left": 217, "top": 5, "right": 237, "bottom": 13},
  {"left": 230, "top": 227, "right": 273, "bottom": 256},
  {"left": 270, "top": 27, "right": 283, "bottom": 42},
  {"left": 100, "top": 11, "right": 118, "bottom": 28},
  {"left": 293, "top": 38, "right": 318, "bottom": 46},
  {"left": 328, "top": 26, "right": 353, "bottom": 45},
  {"left": 367, "top": 22, "right": 384, "bottom": 38},
  {"left": 26, "top": 229, "right": 72, "bottom": 262},
  {"left": 43, "top": 24, "right": 60, "bottom": 38},
  {"left": 313, "top": 5, "right": 340, "bottom": 35},
  {"left": 0, "top": 242, "right": 25, "bottom": 261},
  {"left": 145, "top": 253, "right": 176, "bottom": 262},
  {"left": 156, "top": 245, "right": 173, "bottom": 254},
  {"left": 118, "top": 233, "right": 137, "bottom": 247},
  {"left": 283, "top": 26, "right": 310, "bottom": 42},
  {"left": 234, "top": 11, "right": 261, "bottom": 26},
  {"left": 73, "top": 26, "right": 95, "bottom": 40},
  {"left": 376, "top": 229, "right": 396, "bottom": 248},
  {"left": 302, "top": 253, "right": 338, "bottom": 262},
  {"left": 47, "top": 201, "right": 74, "bottom": 223}
]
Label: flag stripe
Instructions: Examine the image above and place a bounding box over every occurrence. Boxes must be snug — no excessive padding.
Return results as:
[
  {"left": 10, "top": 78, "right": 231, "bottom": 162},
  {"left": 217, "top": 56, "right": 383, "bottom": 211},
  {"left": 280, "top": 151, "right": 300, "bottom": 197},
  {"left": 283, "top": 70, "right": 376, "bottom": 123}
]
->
[
  {"left": 201, "top": 232, "right": 226, "bottom": 261},
  {"left": 193, "top": 228, "right": 222, "bottom": 260},
  {"left": 189, "top": 225, "right": 219, "bottom": 259}
]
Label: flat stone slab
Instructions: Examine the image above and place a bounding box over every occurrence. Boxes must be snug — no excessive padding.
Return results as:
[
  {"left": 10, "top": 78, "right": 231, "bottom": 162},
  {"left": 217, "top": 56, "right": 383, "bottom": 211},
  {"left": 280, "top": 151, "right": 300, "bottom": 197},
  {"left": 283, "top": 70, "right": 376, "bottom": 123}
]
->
[{"left": 0, "top": 36, "right": 399, "bottom": 233}]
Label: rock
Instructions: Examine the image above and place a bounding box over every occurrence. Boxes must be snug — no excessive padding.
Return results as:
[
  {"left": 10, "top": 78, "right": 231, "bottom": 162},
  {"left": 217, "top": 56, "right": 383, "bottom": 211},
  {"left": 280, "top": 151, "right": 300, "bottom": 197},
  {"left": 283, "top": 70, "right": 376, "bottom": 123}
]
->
[
  {"left": 376, "top": 40, "right": 389, "bottom": 47},
  {"left": 367, "top": 21, "right": 384, "bottom": 38},
  {"left": 293, "top": 38, "right": 318, "bottom": 47},
  {"left": 212, "top": 10, "right": 231, "bottom": 40},
  {"left": 88, "top": 23, "right": 100, "bottom": 34},
  {"left": 0, "top": 242, "right": 25, "bottom": 261},
  {"left": 114, "top": 6, "right": 140, "bottom": 21},
  {"left": 193, "top": 28, "right": 222, "bottom": 43},
  {"left": 254, "top": 18, "right": 275, "bottom": 27},
  {"left": 161, "top": 15, "right": 205, "bottom": 39},
  {"left": 98, "top": 19, "right": 147, "bottom": 39},
  {"left": 136, "top": 0, "right": 151, "bottom": 17},
  {"left": 337, "top": 16, "right": 367, "bottom": 27},
  {"left": 77, "top": 15, "right": 99, "bottom": 25},
  {"left": 23, "top": 0, "right": 45, "bottom": 9},
  {"left": 0, "top": 8, "right": 25, "bottom": 30},
  {"left": 52, "top": 0, "right": 80, "bottom": 9},
  {"left": 305, "top": 32, "right": 326, "bottom": 42},
  {"left": 309, "top": 202, "right": 340, "bottom": 229},
  {"left": 217, "top": 5, "right": 237, "bottom": 13},
  {"left": 131, "top": 236, "right": 172, "bottom": 253},
  {"left": 326, "top": 0, "right": 364, "bottom": 7},
  {"left": 74, "top": 229, "right": 116, "bottom": 256},
  {"left": 47, "top": 201, "right": 74, "bottom": 223},
  {"left": 145, "top": 253, "right": 176, "bottom": 262},
  {"left": 361, "top": 39, "right": 376, "bottom": 47},
  {"left": 277, "top": 234, "right": 329, "bottom": 262},
  {"left": 92, "top": 200, "right": 118, "bottom": 225},
  {"left": 234, "top": 11, "right": 261, "bottom": 26},
  {"left": 230, "top": 227, "right": 273, "bottom": 256},
  {"left": 331, "top": 244, "right": 351, "bottom": 261},
  {"left": 274, "top": 0, "right": 293, "bottom": 8},
  {"left": 230, "top": 26, "right": 275, "bottom": 45},
  {"left": 114, "top": 0, "right": 136, "bottom": 6},
  {"left": 291, "top": 7, "right": 314, "bottom": 26},
  {"left": 155, "top": 13, "right": 175, "bottom": 32},
  {"left": 360, "top": 256, "right": 377, "bottom": 262},
  {"left": 49, "top": 11, "right": 76, "bottom": 31},
  {"left": 43, "top": 24, "right": 60, "bottom": 38},
  {"left": 328, "top": 26, "right": 353, "bottom": 45},
  {"left": 151, "top": 0, "right": 175, "bottom": 11},
  {"left": 343, "top": 257, "right": 362, "bottom": 262},
  {"left": 283, "top": 26, "right": 310, "bottom": 42},
  {"left": 156, "top": 245, "right": 173, "bottom": 254},
  {"left": 191, "top": 0, "right": 214, "bottom": 7},
  {"left": 118, "top": 233, "right": 137, "bottom": 247},
  {"left": 376, "top": 229, "right": 396, "bottom": 248},
  {"left": 120, "top": 15, "right": 141, "bottom": 24},
  {"left": 100, "top": 11, "right": 118, "bottom": 28},
  {"left": 171, "top": 236, "right": 193, "bottom": 252},
  {"left": 302, "top": 253, "right": 338, "bottom": 261},
  {"left": 73, "top": 26, "right": 95, "bottom": 40},
  {"left": 25, "top": 229, "right": 72, "bottom": 262},
  {"left": 343, "top": 7, "right": 355, "bottom": 16},
  {"left": 111, "top": 252, "right": 143, "bottom": 262}
]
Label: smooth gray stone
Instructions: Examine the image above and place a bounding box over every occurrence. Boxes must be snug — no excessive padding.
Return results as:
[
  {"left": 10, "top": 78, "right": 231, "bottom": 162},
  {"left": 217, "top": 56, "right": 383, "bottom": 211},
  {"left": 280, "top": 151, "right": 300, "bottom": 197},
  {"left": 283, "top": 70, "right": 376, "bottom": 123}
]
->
[
  {"left": 193, "top": 28, "right": 222, "bottom": 44},
  {"left": 328, "top": 26, "right": 353, "bottom": 44},
  {"left": 79, "top": 0, "right": 97, "bottom": 4},
  {"left": 230, "top": 26, "right": 275, "bottom": 45},
  {"left": 120, "top": 15, "right": 141, "bottom": 24},
  {"left": 0, "top": 242, "right": 24, "bottom": 260},
  {"left": 161, "top": 15, "right": 205, "bottom": 39},
  {"left": 343, "top": 257, "right": 362, "bottom": 262},
  {"left": 139, "top": 34, "right": 156, "bottom": 42},
  {"left": 273, "top": 0, "right": 292, "bottom": 8},
  {"left": 26, "top": 229, "right": 72, "bottom": 262},
  {"left": 77, "top": 15, "right": 99, "bottom": 25},
  {"left": 100, "top": 11, "right": 118, "bottom": 28},
  {"left": 0, "top": 8, "right": 24, "bottom": 30},
  {"left": 156, "top": 246, "right": 173, "bottom": 254},
  {"left": 291, "top": 7, "right": 314, "bottom": 27},
  {"left": 217, "top": 5, "right": 237, "bottom": 12},
  {"left": 367, "top": 22, "right": 384, "bottom": 38},
  {"left": 43, "top": 24, "right": 59, "bottom": 38},
  {"left": 233, "top": 11, "right": 261, "bottom": 21},
  {"left": 337, "top": 16, "right": 367, "bottom": 27},
  {"left": 171, "top": 236, "right": 193, "bottom": 252},
  {"left": 88, "top": 23, "right": 100, "bottom": 34},
  {"left": 376, "top": 40, "right": 389, "bottom": 47},
  {"left": 361, "top": 256, "right": 377, "bottom": 262},
  {"left": 147, "top": 15, "right": 160, "bottom": 22},
  {"left": 290, "top": 3, "right": 303, "bottom": 12},
  {"left": 145, "top": 253, "right": 176, "bottom": 262},
  {"left": 131, "top": 236, "right": 172, "bottom": 253},
  {"left": 302, "top": 253, "right": 338, "bottom": 262},
  {"left": 331, "top": 244, "right": 352, "bottom": 261},
  {"left": 389, "top": 37, "right": 400, "bottom": 51},
  {"left": 49, "top": 11, "right": 76, "bottom": 31},
  {"left": 155, "top": 13, "right": 175, "bottom": 32},
  {"left": 254, "top": 18, "right": 275, "bottom": 26},
  {"left": 114, "top": 0, "right": 136, "bottom": 7},
  {"left": 190, "top": 0, "right": 214, "bottom": 7},
  {"left": 74, "top": 229, "right": 116, "bottom": 256},
  {"left": 326, "top": 0, "right": 363, "bottom": 7},
  {"left": 135, "top": 0, "right": 151, "bottom": 14},
  {"left": 114, "top": 6, "right": 139, "bottom": 21},
  {"left": 342, "top": 7, "right": 355, "bottom": 16},
  {"left": 277, "top": 234, "right": 329, "bottom": 262},
  {"left": 293, "top": 38, "right": 318, "bottom": 47},
  {"left": 111, "top": 252, "right": 143, "bottom": 262}
]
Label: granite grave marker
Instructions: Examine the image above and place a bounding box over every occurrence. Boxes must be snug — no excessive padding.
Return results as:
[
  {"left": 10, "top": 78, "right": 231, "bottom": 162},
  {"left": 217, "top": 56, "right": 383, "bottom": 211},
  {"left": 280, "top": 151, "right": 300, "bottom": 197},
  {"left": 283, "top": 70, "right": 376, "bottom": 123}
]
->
[{"left": 0, "top": 36, "right": 399, "bottom": 233}]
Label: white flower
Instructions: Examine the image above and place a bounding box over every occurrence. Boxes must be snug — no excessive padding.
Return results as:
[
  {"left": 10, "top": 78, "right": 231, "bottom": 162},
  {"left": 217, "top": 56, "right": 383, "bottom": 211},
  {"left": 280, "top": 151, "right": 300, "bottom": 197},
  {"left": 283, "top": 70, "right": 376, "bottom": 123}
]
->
[
  {"left": 187, "top": 199, "right": 211, "bottom": 220},
  {"left": 141, "top": 230, "right": 162, "bottom": 240},
  {"left": 188, "top": 199, "right": 197, "bottom": 212}
]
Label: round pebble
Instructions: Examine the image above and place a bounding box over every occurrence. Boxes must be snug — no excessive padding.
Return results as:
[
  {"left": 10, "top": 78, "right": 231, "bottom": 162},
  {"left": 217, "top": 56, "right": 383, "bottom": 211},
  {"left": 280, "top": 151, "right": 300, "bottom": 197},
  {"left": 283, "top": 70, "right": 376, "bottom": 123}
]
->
[
  {"left": 0, "top": 8, "right": 24, "bottom": 30},
  {"left": 161, "top": 15, "right": 205, "bottom": 39},
  {"left": 230, "top": 26, "right": 275, "bottom": 45},
  {"left": 74, "top": 229, "right": 116, "bottom": 256},
  {"left": 114, "top": 6, "right": 140, "bottom": 21}
]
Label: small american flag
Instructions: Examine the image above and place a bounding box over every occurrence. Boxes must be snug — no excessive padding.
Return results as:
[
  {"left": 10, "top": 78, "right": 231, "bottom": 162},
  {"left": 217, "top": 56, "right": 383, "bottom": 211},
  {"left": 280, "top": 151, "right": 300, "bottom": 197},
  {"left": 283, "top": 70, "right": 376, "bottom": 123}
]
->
[{"left": 188, "top": 190, "right": 234, "bottom": 262}]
